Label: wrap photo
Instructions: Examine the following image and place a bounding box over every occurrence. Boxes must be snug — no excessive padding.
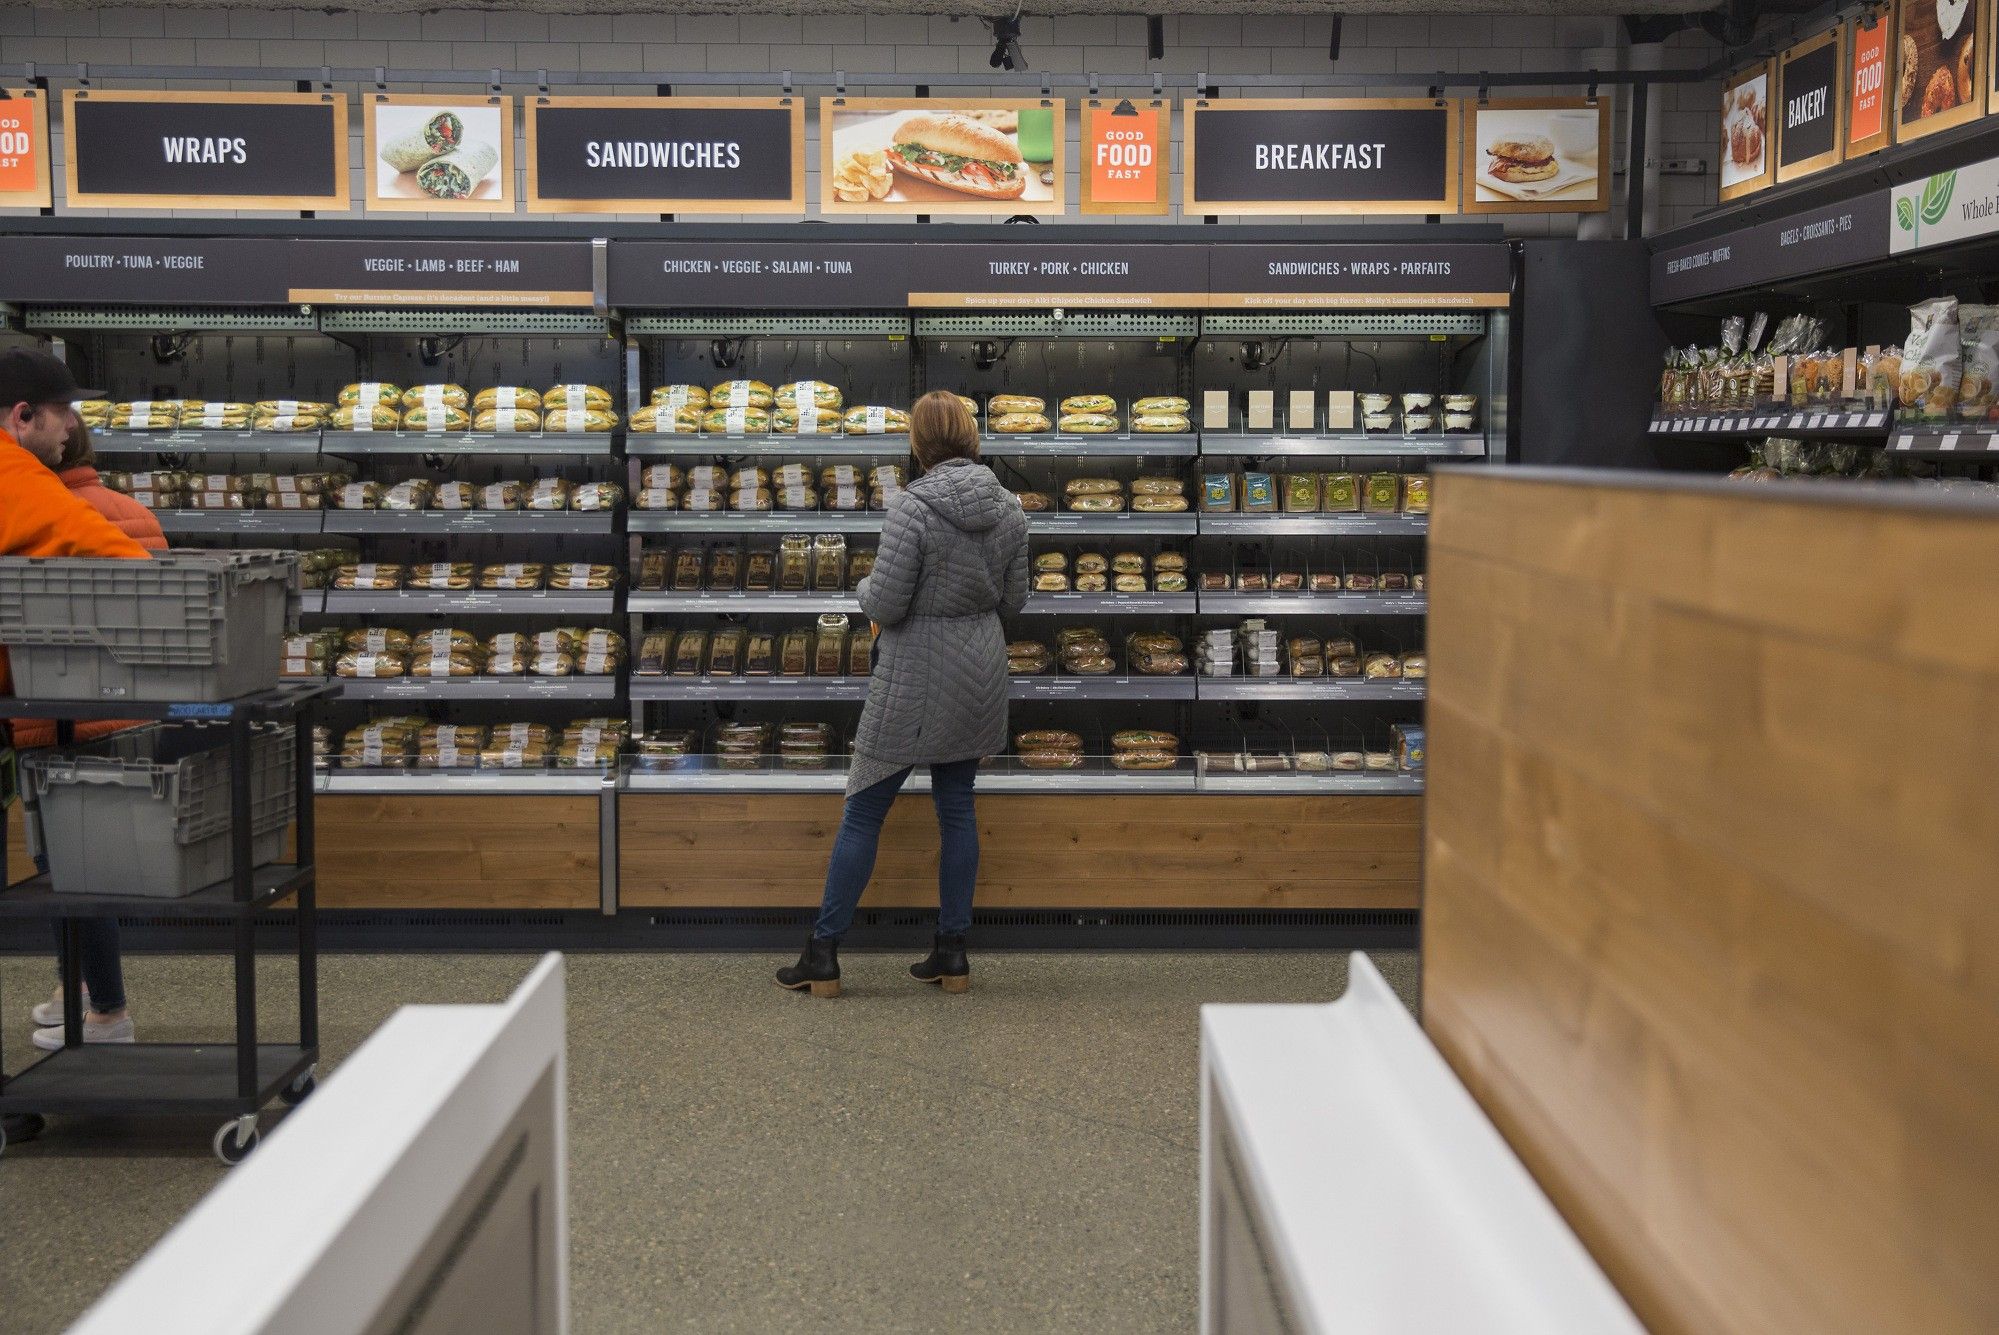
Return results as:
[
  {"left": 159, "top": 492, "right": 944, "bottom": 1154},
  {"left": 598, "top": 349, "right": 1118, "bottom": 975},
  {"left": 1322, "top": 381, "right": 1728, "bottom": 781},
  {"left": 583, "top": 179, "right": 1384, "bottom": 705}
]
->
[
  {"left": 380, "top": 111, "right": 464, "bottom": 172},
  {"left": 417, "top": 141, "right": 501, "bottom": 201},
  {"left": 364, "top": 94, "right": 514, "bottom": 211}
]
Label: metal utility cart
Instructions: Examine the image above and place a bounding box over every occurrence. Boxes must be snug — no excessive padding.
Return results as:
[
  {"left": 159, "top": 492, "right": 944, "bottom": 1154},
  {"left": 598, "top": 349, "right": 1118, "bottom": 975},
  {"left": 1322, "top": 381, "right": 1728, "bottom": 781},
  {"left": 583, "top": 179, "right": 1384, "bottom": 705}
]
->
[{"left": 0, "top": 681, "right": 334, "bottom": 1164}]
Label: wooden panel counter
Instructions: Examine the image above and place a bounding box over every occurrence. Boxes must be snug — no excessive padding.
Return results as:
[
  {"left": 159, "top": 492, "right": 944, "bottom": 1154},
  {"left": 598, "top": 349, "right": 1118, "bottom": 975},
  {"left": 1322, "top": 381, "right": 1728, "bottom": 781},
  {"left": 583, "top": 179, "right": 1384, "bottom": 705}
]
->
[
  {"left": 1422, "top": 468, "right": 1999, "bottom": 1335},
  {"left": 619, "top": 793, "right": 1420, "bottom": 911}
]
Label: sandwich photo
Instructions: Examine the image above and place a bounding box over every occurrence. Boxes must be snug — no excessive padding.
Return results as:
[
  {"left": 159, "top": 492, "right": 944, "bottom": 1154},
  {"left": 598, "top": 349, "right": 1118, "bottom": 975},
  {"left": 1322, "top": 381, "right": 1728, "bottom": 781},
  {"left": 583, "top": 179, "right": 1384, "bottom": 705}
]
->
[
  {"left": 885, "top": 114, "right": 1026, "bottom": 200},
  {"left": 1486, "top": 135, "right": 1559, "bottom": 184},
  {"left": 825, "top": 100, "right": 1061, "bottom": 211}
]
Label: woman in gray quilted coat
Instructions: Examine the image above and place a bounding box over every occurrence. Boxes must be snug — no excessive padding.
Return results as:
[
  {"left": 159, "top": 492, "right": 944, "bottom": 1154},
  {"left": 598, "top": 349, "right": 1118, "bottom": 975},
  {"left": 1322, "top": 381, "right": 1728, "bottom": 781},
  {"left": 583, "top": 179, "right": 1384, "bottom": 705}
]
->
[{"left": 778, "top": 391, "right": 1029, "bottom": 998}]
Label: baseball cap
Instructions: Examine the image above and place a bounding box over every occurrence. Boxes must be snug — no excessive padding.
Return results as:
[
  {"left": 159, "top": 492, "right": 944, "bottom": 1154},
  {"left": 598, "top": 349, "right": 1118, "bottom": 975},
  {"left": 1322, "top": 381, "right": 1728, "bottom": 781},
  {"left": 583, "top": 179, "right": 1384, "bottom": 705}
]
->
[{"left": 0, "top": 347, "right": 101, "bottom": 413}]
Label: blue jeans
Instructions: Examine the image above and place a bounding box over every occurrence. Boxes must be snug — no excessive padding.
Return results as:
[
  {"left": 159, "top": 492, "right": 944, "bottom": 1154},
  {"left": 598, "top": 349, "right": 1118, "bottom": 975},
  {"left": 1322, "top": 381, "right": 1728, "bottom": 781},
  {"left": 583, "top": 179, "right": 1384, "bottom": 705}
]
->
[
  {"left": 34, "top": 854, "right": 126, "bottom": 1013},
  {"left": 813, "top": 758, "right": 979, "bottom": 941}
]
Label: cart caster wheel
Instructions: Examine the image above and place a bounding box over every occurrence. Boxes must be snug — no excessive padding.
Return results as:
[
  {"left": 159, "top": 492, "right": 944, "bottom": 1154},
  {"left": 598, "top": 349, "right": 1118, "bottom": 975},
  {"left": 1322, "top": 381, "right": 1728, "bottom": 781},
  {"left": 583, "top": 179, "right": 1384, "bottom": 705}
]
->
[
  {"left": 280, "top": 1068, "right": 317, "bottom": 1107},
  {"left": 213, "top": 1116, "right": 260, "bottom": 1166}
]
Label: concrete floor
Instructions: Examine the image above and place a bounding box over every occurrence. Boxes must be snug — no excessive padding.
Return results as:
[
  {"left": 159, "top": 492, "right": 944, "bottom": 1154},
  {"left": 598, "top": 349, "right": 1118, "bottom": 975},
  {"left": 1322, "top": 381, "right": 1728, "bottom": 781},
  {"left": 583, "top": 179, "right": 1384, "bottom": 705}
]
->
[{"left": 0, "top": 948, "right": 1416, "bottom": 1334}]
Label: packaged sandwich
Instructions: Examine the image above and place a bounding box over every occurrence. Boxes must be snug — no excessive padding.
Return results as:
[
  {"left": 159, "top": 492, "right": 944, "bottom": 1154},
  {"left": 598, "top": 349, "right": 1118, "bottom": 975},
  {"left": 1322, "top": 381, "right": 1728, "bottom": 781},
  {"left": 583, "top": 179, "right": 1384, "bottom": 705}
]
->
[
  {"left": 649, "top": 384, "right": 710, "bottom": 410},
  {"left": 991, "top": 412, "right": 1052, "bottom": 434},
  {"left": 702, "top": 406, "right": 772, "bottom": 435},
  {"left": 709, "top": 379, "right": 776, "bottom": 409},
  {"left": 1131, "top": 396, "right": 1190, "bottom": 415},
  {"left": 337, "top": 382, "right": 404, "bottom": 408},
  {"left": 631, "top": 404, "right": 702, "bottom": 434},
  {"left": 543, "top": 384, "right": 613, "bottom": 412},
  {"left": 330, "top": 402, "right": 401, "bottom": 431},
  {"left": 402, "top": 384, "right": 469, "bottom": 412},
  {"left": 1060, "top": 394, "right": 1117, "bottom": 415},
  {"left": 406, "top": 562, "right": 474, "bottom": 591},
  {"left": 542, "top": 407, "right": 618, "bottom": 433},
  {"left": 988, "top": 394, "right": 1045, "bottom": 415},
  {"left": 1059, "top": 412, "right": 1121, "bottom": 434},
  {"left": 777, "top": 380, "right": 844, "bottom": 411},
  {"left": 473, "top": 386, "right": 544, "bottom": 414},
  {"left": 843, "top": 405, "right": 911, "bottom": 435},
  {"left": 473, "top": 408, "right": 541, "bottom": 434}
]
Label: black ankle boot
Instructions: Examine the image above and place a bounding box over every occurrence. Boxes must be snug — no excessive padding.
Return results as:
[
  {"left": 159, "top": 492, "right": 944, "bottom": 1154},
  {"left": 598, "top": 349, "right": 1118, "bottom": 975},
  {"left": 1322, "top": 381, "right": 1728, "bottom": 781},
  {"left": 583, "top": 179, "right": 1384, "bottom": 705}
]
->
[
  {"left": 910, "top": 932, "right": 970, "bottom": 993},
  {"left": 776, "top": 936, "right": 841, "bottom": 997}
]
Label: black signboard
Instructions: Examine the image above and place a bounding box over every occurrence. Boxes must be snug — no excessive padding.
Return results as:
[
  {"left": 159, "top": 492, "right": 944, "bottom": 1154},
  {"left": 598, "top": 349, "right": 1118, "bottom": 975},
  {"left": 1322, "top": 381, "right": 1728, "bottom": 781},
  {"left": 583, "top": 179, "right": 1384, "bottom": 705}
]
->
[
  {"left": 1187, "top": 99, "right": 1460, "bottom": 215},
  {"left": 287, "top": 239, "right": 597, "bottom": 307},
  {"left": 1651, "top": 189, "right": 1890, "bottom": 304},
  {"left": 1777, "top": 29, "right": 1843, "bottom": 182},
  {"left": 609, "top": 242, "right": 1205, "bottom": 308},
  {"left": 1206, "top": 243, "right": 1511, "bottom": 308},
  {"left": 526, "top": 97, "right": 803, "bottom": 214},
  {"left": 0, "top": 235, "right": 290, "bottom": 304},
  {"left": 64, "top": 91, "right": 348, "bottom": 210}
]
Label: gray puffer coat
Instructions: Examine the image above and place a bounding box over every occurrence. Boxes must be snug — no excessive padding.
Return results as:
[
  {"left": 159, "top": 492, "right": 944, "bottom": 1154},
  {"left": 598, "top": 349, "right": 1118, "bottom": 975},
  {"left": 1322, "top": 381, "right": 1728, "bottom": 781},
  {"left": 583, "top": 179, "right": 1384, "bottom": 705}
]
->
[{"left": 848, "top": 457, "right": 1029, "bottom": 794}]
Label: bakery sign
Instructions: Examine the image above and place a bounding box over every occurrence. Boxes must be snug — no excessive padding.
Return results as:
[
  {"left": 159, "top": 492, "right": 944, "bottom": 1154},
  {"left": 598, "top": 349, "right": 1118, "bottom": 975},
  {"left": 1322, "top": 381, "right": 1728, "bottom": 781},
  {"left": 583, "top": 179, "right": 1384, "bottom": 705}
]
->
[
  {"left": 1185, "top": 98, "right": 1460, "bottom": 216},
  {"left": 524, "top": 96, "right": 805, "bottom": 213},
  {"left": 1778, "top": 27, "right": 1845, "bottom": 181},
  {"left": 61, "top": 89, "right": 350, "bottom": 211}
]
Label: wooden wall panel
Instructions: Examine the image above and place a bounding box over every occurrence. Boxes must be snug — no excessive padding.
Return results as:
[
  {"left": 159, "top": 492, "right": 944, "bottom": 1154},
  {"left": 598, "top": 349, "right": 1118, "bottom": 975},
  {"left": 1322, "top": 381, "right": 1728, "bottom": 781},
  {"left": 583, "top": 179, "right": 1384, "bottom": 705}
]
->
[
  {"left": 312, "top": 794, "right": 599, "bottom": 909},
  {"left": 620, "top": 794, "right": 1421, "bottom": 909},
  {"left": 1422, "top": 470, "right": 1999, "bottom": 1335}
]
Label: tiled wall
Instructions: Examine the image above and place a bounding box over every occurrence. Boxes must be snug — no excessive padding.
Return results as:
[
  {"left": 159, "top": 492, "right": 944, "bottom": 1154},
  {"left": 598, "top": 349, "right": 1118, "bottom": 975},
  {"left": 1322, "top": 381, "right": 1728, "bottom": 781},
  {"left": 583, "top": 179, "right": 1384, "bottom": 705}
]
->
[{"left": 0, "top": 7, "right": 1721, "bottom": 233}]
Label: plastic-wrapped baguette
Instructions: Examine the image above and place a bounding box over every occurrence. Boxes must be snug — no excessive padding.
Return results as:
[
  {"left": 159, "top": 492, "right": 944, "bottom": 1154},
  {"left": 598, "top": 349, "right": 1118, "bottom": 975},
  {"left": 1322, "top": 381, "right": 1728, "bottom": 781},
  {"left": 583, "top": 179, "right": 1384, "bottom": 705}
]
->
[
  {"left": 416, "top": 141, "right": 498, "bottom": 201},
  {"left": 379, "top": 111, "right": 464, "bottom": 172}
]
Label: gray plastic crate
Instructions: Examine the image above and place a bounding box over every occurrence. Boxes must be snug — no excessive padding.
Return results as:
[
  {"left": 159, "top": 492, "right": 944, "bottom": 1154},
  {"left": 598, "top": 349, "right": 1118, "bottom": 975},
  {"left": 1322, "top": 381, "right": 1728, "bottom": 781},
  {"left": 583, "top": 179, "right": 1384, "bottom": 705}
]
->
[
  {"left": 22, "top": 723, "right": 296, "bottom": 898},
  {"left": 0, "top": 551, "right": 298, "bottom": 702}
]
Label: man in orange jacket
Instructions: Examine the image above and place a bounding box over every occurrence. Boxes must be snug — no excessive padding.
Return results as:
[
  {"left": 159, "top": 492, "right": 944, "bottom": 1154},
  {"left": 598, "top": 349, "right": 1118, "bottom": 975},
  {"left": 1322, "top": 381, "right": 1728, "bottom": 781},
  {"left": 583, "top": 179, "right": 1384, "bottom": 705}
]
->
[{"left": 0, "top": 349, "right": 150, "bottom": 1146}]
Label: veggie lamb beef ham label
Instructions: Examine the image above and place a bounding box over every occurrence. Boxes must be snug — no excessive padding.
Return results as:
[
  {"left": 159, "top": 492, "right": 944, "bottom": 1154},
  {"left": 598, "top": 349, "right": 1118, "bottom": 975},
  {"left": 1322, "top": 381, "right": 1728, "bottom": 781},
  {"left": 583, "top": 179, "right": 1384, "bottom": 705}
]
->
[
  {"left": 820, "top": 99, "right": 1066, "bottom": 215},
  {"left": 365, "top": 94, "right": 514, "bottom": 212},
  {"left": 525, "top": 96, "right": 804, "bottom": 213},
  {"left": 62, "top": 89, "right": 349, "bottom": 211},
  {"left": 1184, "top": 98, "right": 1460, "bottom": 215}
]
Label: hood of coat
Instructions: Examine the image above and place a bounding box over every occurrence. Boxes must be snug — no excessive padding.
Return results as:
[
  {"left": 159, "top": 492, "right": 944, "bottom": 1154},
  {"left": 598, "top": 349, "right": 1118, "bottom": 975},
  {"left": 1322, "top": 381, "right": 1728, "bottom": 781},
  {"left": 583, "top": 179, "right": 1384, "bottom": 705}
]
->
[
  {"left": 904, "top": 458, "right": 1014, "bottom": 533},
  {"left": 58, "top": 466, "right": 101, "bottom": 491}
]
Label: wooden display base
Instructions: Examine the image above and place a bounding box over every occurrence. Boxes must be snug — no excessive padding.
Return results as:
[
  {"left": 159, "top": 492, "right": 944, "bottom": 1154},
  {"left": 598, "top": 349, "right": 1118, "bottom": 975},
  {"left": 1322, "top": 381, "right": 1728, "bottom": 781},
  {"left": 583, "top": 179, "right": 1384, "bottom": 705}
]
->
[
  {"left": 620, "top": 793, "right": 1421, "bottom": 910},
  {"left": 314, "top": 794, "right": 601, "bottom": 909}
]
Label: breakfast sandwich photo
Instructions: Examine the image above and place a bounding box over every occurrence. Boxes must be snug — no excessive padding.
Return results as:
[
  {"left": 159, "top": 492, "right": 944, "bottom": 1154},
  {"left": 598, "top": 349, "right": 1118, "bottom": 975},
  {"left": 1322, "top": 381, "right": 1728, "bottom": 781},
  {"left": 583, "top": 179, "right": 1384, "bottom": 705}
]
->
[{"left": 1462, "top": 98, "right": 1610, "bottom": 213}]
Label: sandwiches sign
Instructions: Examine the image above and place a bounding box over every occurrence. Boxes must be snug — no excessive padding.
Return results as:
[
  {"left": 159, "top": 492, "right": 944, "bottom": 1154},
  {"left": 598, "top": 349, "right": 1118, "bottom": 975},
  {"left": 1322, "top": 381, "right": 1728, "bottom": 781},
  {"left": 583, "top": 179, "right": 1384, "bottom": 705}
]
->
[
  {"left": 525, "top": 96, "right": 805, "bottom": 213},
  {"left": 1185, "top": 98, "right": 1460, "bottom": 215},
  {"left": 62, "top": 89, "right": 349, "bottom": 211}
]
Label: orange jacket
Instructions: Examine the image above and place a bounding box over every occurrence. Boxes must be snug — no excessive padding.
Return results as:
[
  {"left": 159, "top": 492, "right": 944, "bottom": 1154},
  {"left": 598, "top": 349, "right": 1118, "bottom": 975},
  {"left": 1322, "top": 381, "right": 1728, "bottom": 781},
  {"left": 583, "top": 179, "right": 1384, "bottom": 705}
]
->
[
  {"left": 0, "top": 434, "right": 152, "bottom": 744},
  {"left": 58, "top": 466, "right": 166, "bottom": 552}
]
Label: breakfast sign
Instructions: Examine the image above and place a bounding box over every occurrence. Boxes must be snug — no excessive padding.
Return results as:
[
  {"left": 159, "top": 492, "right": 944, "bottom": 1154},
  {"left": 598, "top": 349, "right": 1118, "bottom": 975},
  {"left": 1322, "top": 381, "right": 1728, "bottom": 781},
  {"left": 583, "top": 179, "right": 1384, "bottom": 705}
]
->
[
  {"left": 1185, "top": 98, "right": 1460, "bottom": 215},
  {"left": 62, "top": 89, "right": 350, "bottom": 211}
]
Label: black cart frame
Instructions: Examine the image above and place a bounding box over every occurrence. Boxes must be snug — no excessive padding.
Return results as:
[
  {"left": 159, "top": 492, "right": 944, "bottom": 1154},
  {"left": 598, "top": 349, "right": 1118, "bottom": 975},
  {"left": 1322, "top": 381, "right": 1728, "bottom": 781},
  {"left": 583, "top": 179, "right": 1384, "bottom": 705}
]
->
[{"left": 0, "top": 681, "right": 335, "bottom": 1162}]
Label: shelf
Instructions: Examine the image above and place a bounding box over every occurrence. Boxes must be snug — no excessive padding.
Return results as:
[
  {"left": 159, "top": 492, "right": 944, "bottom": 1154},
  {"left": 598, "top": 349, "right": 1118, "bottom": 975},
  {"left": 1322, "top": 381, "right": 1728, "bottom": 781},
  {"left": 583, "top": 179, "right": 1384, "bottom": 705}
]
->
[
  {"left": 628, "top": 511, "right": 883, "bottom": 534},
  {"left": 316, "top": 768, "right": 609, "bottom": 795},
  {"left": 318, "top": 589, "right": 617, "bottom": 617},
  {"left": 0, "top": 863, "right": 309, "bottom": 920},
  {"left": 0, "top": 681, "right": 339, "bottom": 722},
  {"left": 1886, "top": 425, "right": 1999, "bottom": 456},
  {"left": 94, "top": 430, "right": 324, "bottom": 456},
  {"left": 622, "top": 766, "right": 855, "bottom": 792},
  {"left": 914, "top": 311, "right": 1199, "bottom": 339},
  {"left": 1197, "top": 514, "right": 1427, "bottom": 537},
  {"left": 1647, "top": 409, "right": 1891, "bottom": 437},
  {"left": 154, "top": 510, "right": 327, "bottom": 535},
  {"left": 1199, "top": 433, "right": 1486, "bottom": 458},
  {"left": 982, "top": 433, "right": 1200, "bottom": 458},
  {"left": 317, "top": 308, "right": 611, "bottom": 335},
  {"left": 627, "top": 312, "right": 910, "bottom": 337},
  {"left": 630, "top": 676, "right": 871, "bottom": 702},
  {"left": 331, "top": 676, "right": 619, "bottom": 702},
  {"left": 1027, "top": 512, "right": 1199, "bottom": 536},
  {"left": 1018, "top": 593, "right": 1199, "bottom": 615},
  {"left": 626, "top": 434, "right": 905, "bottom": 458},
  {"left": 628, "top": 592, "right": 861, "bottom": 614},
  {"left": 0, "top": 1043, "right": 317, "bottom": 1117},
  {"left": 1009, "top": 675, "right": 1198, "bottom": 700},
  {"left": 1195, "top": 677, "right": 1426, "bottom": 701},
  {"left": 319, "top": 510, "right": 616, "bottom": 536},
  {"left": 1200, "top": 312, "right": 1487, "bottom": 337},
  {"left": 26, "top": 304, "right": 318, "bottom": 333},
  {"left": 615, "top": 765, "right": 1201, "bottom": 793},
  {"left": 1195, "top": 771, "right": 1424, "bottom": 795},
  {"left": 975, "top": 767, "right": 1198, "bottom": 792},
  {"left": 320, "top": 431, "right": 615, "bottom": 456},
  {"left": 1197, "top": 592, "right": 1427, "bottom": 615}
]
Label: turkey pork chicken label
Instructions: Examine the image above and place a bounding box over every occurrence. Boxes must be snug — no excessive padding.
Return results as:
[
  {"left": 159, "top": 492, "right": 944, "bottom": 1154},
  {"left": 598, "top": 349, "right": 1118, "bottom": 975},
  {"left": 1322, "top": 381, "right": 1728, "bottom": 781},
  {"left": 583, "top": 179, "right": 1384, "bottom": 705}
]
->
[{"left": 62, "top": 90, "right": 348, "bottom": 210}]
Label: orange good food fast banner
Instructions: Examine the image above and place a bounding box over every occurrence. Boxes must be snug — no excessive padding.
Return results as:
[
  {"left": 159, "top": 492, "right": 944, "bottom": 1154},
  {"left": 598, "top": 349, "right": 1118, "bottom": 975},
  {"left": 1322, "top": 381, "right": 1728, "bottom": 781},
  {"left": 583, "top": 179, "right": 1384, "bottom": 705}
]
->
[
  {"left": 0, "top": 91, "right": 51, "bottom": 208},
  {"left": 1081, "top": 100, "right": 1168, "bottom": 214},
  {"left": 1849, "top": 9, "right": 1891, "bottom": 153}
]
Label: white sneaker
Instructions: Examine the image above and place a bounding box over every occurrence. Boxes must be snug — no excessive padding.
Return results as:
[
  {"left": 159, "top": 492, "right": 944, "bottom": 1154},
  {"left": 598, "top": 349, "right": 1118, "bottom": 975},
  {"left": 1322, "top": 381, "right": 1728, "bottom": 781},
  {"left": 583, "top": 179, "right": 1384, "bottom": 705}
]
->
[
  {"left": 30, "top": 986, "right": 89, "bottom": 1028},
  {"left": 32, "top": 1014, "right": 134, "bottom": 1052}
]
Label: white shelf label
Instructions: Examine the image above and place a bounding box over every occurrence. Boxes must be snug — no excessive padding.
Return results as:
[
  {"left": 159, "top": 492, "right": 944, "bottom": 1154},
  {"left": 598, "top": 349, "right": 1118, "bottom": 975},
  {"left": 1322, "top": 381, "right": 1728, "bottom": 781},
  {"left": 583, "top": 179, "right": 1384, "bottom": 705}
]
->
[{"left": 1940, "top": 433, "right": 1960, "bottom": 452}]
